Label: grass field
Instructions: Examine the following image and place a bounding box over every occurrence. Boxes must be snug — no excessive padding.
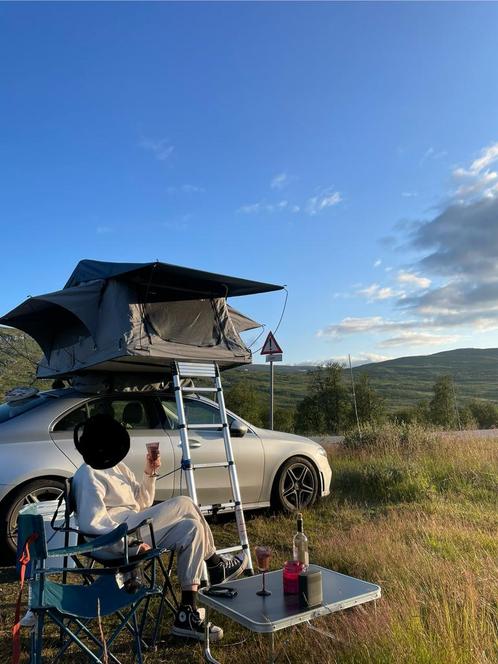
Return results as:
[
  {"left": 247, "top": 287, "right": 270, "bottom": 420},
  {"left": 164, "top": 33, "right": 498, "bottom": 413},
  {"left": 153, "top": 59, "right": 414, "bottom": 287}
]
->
[{"left": 0, "top": 426, "right": 496, "bottom": 663}]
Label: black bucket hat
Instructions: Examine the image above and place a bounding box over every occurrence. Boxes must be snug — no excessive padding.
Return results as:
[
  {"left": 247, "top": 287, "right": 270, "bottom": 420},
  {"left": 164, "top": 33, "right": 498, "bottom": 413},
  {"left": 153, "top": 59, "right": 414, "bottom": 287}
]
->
[{"left": 74, "top": 413, "right": 130, "bottom": 470}]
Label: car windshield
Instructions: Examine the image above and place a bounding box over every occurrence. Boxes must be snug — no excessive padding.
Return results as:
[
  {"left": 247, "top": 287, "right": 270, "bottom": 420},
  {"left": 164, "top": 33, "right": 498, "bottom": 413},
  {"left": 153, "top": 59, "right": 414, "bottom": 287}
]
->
[{"left": 0, "top": 395, "right": 49, "bottom": 423}]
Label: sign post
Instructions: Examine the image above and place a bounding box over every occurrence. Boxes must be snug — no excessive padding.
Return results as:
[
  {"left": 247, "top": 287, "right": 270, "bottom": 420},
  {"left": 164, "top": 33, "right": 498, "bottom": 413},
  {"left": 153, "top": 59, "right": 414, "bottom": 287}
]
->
[{"left": 260, "top": 332, "right": 283, "bottom": 430}]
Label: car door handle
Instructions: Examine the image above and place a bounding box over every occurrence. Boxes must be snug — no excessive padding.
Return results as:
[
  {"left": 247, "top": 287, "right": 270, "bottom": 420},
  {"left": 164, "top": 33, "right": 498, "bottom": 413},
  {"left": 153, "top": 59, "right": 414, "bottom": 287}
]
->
[{"left": 178, "top": 441, "right": 202, "bottom": 448}]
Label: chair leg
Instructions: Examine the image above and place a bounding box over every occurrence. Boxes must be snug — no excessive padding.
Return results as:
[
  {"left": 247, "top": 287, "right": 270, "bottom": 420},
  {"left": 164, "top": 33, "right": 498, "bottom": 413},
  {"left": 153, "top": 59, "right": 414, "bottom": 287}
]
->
[{"left": 131, "top": 611, "right": 143, "bottom": 664}]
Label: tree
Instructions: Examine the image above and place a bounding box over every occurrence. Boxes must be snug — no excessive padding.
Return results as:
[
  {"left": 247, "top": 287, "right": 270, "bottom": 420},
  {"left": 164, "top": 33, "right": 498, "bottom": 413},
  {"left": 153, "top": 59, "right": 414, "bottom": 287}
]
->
[
  {"left": 429, "top": 375, "right": 458, "bottom": 428},
  {"left": 352, "top": 373, "right": 385, "bottom": 425},
  {"left": 294, "top": 362, "right": 351, "bottom": 435},
  {"left": 466, "top": 399, "right": 498, "bottom": 429},
  {"left": 0, "top": 328, "right": 49, "bottom": 397},
  {"left": 224, "top": 380, "right": 264, "bottom": 427}
]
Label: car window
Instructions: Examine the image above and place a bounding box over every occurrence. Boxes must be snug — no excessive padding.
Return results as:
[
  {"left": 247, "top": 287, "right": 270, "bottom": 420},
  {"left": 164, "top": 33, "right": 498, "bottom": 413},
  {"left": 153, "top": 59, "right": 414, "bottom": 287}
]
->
[
  {"left": 52, "top": 404, "right": 89, "bottom": 431},
  {"left": 160, "top": 397, "right": 233, "bottom": 429},
  {"left": 0, "top": 395, "right": 49, "bottom": 424},
  {"left": 53, "top": 397, "right": 160, "bottom": 432}
]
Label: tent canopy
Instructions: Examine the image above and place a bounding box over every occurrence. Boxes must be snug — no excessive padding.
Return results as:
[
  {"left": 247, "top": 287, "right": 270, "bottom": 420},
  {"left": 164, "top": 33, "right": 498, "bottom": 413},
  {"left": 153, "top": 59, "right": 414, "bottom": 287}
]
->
[
  {"left": 0, "top": 259, "right": 283, "bottom": 381},
  {"left": 65, "top": 259, "right": 283, "bottom": 300}
]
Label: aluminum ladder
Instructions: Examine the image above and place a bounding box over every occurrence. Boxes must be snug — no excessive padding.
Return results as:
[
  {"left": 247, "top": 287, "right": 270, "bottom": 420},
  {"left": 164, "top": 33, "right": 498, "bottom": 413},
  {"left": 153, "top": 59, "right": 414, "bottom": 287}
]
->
[{"left": 172, "top": 361, "right": 254, "bottom": 576}]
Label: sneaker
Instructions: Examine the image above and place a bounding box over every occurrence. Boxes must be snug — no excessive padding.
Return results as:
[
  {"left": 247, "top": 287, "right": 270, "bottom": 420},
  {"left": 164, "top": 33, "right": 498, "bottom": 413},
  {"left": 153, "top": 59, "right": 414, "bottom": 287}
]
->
[
  {"left": 171, "top": 605, "right": 223, "bottom": 642},
  {"left": 207, "top": 552, "right": 248, "bottom": 586}
]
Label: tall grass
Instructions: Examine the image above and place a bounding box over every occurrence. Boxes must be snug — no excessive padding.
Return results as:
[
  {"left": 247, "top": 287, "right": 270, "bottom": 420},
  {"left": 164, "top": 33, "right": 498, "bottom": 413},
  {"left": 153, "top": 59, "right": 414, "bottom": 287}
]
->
[{"left": 1, "top": 425, "right": 496, "bottom": 663}]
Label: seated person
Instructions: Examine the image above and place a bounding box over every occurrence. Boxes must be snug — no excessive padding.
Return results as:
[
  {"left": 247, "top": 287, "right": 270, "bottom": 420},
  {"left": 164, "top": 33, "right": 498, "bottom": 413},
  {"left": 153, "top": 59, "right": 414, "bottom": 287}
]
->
[{"left": 72, "top": 413, "right": 247, "bottom": 642}]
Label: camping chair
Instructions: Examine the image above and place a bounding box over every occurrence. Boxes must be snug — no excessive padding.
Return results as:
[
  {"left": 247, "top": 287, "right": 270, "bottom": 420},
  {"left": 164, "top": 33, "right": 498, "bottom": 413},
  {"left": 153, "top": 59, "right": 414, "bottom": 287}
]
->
[
  {"left": 50, "top": 478, "right": 179, "bottom": 648},
  {"left": 16, "top": 508, "right": 163, "bottom": 664}
]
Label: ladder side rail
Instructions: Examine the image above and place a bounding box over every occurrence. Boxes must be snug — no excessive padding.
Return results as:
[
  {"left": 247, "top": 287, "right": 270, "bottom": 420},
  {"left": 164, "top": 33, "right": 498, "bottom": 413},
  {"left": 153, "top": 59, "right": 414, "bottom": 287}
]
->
[
  {"left": 215, "top": 367, "right": 254, "bottom": 574},
  {"left": 172, "top": 366, "right": 199, "bottom": 507}
]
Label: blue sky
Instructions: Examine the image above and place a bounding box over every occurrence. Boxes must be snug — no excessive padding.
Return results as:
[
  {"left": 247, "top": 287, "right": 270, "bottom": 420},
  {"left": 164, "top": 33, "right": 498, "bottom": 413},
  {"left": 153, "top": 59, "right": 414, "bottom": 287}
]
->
[{"left": 2, "top": 2, "right": 498, "bottom": 365}]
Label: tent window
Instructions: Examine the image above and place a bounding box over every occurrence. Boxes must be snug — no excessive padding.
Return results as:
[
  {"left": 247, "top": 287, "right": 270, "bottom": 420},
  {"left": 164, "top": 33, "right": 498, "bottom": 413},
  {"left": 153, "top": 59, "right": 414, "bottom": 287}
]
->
[{"left": 145, "top": 300, "right": 221, "bottom": 347}]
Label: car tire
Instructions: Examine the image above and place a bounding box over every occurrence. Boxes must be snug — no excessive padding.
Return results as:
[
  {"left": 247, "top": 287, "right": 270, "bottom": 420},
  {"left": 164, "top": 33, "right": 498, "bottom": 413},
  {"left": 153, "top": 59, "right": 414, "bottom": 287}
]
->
[
  {"left": 271, "top": 456, "right": 319, "bottom": 512},
  {"left": 0, "top": 478, "right": 65, "bottom": 562}
]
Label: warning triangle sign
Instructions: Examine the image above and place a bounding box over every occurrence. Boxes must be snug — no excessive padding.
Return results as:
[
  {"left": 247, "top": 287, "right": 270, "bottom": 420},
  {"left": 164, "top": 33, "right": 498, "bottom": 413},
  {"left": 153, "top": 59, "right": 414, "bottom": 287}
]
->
[{"left": 260, "top": 331, "right": 283, "bottom": 355}]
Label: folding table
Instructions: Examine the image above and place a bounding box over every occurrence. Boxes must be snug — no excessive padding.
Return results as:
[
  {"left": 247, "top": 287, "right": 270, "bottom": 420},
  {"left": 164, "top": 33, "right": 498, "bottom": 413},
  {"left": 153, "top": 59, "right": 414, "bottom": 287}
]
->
[{"left": 198, "top": 565, "right": 381, "bottom": 663}]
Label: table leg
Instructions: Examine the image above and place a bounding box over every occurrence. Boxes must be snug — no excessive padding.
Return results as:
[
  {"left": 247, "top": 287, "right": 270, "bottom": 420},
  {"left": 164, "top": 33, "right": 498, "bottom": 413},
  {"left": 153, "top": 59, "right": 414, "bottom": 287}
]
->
[
  {"left": 204, "top": 606, "right": 221, "bottom": 664},
  {"left": 268, "top": 630, "right": 275, "bottom": 664}
]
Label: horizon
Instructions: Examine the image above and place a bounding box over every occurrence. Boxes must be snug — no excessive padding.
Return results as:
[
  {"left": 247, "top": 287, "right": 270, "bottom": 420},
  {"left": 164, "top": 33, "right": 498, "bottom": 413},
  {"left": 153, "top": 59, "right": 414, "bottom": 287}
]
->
[{"left": 2, "top": 3, "right": 498, "bottom": 364}]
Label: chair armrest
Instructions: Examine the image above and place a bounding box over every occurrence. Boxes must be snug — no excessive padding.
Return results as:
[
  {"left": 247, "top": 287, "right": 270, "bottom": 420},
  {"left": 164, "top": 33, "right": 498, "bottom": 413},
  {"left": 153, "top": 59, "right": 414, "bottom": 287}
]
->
[{"left": 47, "top": 523, "right": 129, "bottom": 557}]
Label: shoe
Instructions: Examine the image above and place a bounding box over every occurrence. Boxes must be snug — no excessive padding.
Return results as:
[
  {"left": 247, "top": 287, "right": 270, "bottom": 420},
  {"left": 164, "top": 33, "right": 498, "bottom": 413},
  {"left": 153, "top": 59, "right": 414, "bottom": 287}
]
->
[
  {"left": 170, "top": 605, "right": 223, "bottom": 642},
  {"left": 208, "top": 552, "right": 248, "bottom": 586}
]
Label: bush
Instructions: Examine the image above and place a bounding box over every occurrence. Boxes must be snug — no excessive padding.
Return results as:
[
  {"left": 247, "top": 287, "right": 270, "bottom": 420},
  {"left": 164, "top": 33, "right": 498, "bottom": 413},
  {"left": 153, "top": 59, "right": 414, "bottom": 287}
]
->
[
  {"left": 343, "top": 421, "right": 440, "bottom": 454},
  {"left": 332, "top": 458, "right": 433, "bottom": 503}
]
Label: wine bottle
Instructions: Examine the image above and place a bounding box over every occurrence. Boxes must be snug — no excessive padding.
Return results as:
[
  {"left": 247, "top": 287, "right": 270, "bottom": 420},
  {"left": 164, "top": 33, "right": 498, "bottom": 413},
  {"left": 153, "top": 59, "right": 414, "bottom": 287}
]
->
[{"left": 292, "top": 512, "right": 309, "bottom": 567}]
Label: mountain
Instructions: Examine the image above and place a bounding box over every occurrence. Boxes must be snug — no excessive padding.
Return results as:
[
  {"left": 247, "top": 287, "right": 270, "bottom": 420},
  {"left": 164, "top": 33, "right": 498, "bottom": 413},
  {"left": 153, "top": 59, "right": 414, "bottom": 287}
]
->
[
  {"left": 224, "top": 348, "right": 498, "bottom": 411},
  {"left": 2, "top": 326, "right": 498, "bottom": 411}
]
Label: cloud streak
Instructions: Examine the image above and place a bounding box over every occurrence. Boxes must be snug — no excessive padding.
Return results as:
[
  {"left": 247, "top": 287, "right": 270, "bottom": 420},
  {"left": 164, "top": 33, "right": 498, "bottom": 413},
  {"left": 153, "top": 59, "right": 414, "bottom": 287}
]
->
[{"left": 139, "top": 137, "right": 174, "bottom": 161}]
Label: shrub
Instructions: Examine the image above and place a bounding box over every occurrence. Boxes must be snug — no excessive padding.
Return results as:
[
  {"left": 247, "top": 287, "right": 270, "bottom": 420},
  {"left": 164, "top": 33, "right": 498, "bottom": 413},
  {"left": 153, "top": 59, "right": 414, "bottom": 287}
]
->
[{"left": 332, "top": 458, "right": 433, "bottom": 503}]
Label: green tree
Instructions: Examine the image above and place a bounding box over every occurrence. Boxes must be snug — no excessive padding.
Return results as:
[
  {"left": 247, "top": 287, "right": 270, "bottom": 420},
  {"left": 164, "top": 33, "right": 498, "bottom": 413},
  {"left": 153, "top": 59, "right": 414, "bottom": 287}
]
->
[
  {"left": 294, "top": 362, "right": 351, "bottom": 435},
  {"left": 466, "top": 399, "right": 498, "bottom": 429},
  {"left": 352, "top": 373, "right": 385, "bottom": 425},
  {"left": 260, "top": 406, "right": 295, "bottom": 432},
  {"left": 429, "top": 375, "right": 458, "bottom": 428},
  {"left": 224, "top": 380, "right": 264, "bottom": 427},
  {"left": 0, "top": 328, "right": 49, "bottom": 397}
]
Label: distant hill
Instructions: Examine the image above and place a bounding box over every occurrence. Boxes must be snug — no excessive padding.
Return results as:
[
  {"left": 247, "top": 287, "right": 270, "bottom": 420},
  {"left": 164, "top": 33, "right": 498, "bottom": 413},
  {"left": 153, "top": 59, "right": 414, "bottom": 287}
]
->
[
  {"left": 2, "top": 326, "right": 498, "bottom": 411},
  {"left": 224, "top": 348, "right": 498, "bottom": 411}
]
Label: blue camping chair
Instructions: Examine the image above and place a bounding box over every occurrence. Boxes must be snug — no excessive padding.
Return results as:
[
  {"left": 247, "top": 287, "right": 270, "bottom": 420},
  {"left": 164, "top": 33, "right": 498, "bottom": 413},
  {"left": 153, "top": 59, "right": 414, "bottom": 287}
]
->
[
  {"left": 49, "top": 478, "right": 179, "bottom": 647},
  {"left": 17, "top": 508, "right": 163, "bottom": 664}
]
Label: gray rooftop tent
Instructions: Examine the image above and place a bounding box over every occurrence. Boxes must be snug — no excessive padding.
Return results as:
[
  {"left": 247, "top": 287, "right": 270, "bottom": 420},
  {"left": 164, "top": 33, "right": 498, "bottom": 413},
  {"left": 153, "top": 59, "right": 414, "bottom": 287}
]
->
[{"left": 0, "top": 260, "right": 283, "bottom": 386}]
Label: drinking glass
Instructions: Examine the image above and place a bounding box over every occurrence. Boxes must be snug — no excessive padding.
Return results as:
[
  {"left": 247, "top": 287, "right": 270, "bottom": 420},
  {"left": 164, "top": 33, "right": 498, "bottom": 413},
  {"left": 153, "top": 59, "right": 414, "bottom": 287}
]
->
[
  {"left": 255, "top": 545, "right": 272, "bottom": 597},
  {"left": 146, "top": 442, "right": 160, "bottom": 477}
]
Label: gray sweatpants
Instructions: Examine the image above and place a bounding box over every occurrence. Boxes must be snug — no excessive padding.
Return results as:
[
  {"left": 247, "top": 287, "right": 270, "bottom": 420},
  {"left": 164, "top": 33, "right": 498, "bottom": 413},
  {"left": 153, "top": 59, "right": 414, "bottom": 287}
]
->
[{"left": 123, "top": 495, "right": 216, "bottom": 587}]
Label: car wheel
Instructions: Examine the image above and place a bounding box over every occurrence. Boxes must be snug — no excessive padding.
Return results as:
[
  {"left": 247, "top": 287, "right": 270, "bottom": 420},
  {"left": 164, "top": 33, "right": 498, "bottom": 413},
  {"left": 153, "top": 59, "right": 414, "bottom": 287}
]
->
[
  {"left": 0, "top": 478, "right": 65, "bottom": 561},
  {"left": 272, "top": 456, "right": 319, "bottom": 512}
]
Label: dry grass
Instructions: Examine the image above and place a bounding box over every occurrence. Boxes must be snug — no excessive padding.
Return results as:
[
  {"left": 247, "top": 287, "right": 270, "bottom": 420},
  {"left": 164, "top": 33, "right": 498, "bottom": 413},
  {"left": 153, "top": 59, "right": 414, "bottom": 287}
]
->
[{"left": 1, "top": 428, "right": 497, "bottom": 663}]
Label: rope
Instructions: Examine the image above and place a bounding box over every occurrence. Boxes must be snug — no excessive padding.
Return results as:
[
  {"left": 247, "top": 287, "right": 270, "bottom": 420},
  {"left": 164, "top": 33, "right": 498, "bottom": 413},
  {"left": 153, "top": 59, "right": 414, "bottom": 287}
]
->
[{"left": 12, "top": 533, "right": 39, "bottom": 664}]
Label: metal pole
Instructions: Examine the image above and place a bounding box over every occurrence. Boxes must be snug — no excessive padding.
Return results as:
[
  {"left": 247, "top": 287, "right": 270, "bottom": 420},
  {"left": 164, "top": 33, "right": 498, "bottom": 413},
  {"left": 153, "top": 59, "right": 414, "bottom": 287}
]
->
[
  {"left": 349, "top": 354, "right": 361, "bottom": 439},
  {"left": 270, "top": 360, "right": 274, "bottom": 430}
]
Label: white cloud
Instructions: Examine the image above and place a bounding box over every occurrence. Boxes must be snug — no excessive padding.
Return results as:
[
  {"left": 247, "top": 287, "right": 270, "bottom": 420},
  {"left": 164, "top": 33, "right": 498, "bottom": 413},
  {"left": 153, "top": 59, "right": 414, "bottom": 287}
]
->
[
  {"left": 271, "top": 173, "right": 289, "bottom": 190},
  {"left": 396, "top": 271, "right": 431, "bottom": 289},
  {"left": 357, "top": 283, "right": 403, "bottom": 301},
  {"left": 402, "top": 191, "right": 418, "bottom": 198},
  {"left": 379, "top": 332, "right": 459, "bottom": 348},
  {"left": 139, "top": 137, "right": 174, "bottom": 161},
  {"left": 296, "top": 352, "right": 392, "bottom": 367},
  {"left": 373, "top": 259, "right": 382, "bottom": 268},
  {"left": 306, "top": 188, "right": 342, "bottom": 215},
  {"left": 167, "top": 184, "right": 205, "bottom": 194},
  {"left": 420, "top": 147, "right": 447, "bottom": 164},
  {"left": 237, "top": 200, "right": 290, "bottom": 214}
]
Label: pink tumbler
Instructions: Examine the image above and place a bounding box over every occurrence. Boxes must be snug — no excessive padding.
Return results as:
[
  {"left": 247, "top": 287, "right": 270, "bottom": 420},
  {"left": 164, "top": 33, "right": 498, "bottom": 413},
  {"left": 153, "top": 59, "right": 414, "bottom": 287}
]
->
[{"left": 283, "top": 560, "right": 305, "bottom": 594}]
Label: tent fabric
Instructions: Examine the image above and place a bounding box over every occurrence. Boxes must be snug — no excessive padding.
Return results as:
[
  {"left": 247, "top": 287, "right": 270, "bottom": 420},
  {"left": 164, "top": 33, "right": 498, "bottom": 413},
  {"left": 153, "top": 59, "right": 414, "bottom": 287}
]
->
[
  {"left": 65, "top": 259, "right": 283, "bottom": 299},
  {"left": 0, "top": 260, "right": 281, "bottom": 380}
]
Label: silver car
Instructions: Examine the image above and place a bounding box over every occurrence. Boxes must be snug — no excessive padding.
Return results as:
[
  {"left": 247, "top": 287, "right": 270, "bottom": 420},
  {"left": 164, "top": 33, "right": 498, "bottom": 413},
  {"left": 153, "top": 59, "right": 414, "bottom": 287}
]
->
[{"left": 0, "top": 388, "right": 331, "bottom": 558}]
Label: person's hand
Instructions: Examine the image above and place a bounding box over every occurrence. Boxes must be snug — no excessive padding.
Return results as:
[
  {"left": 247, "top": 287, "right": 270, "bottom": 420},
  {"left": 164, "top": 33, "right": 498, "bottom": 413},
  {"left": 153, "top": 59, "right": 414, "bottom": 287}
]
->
[
  {"left": 145, "top": 452, "right": 161, "bottom": 476},
  {"left": 137, "top": 542, "right": 152, "bottom": 554}
]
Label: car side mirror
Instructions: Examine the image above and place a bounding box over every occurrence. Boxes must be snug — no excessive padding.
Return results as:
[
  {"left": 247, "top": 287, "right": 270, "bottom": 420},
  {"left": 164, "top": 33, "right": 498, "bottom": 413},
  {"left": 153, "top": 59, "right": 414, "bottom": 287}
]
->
[{"left": 230, "top": 420, "right": 248, "bottom": 438}]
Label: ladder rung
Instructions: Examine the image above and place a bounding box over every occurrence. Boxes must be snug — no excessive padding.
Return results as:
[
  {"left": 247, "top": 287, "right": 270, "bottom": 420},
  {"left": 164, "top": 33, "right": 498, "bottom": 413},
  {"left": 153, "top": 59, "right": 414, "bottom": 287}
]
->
[
  {"left": 177, "top": 362, "right": 217, "bottom": 378},
  {"left": 200, "top": 502, "right": 234, "bottom": 512},
  {"left": 187, "top": 423, "right": 222, "bottom": 430},
  {"left": 182, "top": 386, "right": 217, "bottom": 393},
  {"left": 217, "top": 545, "right": 243, "bottom": 555},
  {"left": 193, "top": 462, "right": 229, "bottom": 469}
]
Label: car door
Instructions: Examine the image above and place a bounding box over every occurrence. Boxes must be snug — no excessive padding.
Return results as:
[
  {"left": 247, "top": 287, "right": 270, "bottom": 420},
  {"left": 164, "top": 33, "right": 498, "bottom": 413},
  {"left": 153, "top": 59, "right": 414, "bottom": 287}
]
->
[
  {"left": 50, "top": 395, "right": 176, "bottom": 500},
  {"left": 159, "top": 395, "right": 265, "bottom": 507}
]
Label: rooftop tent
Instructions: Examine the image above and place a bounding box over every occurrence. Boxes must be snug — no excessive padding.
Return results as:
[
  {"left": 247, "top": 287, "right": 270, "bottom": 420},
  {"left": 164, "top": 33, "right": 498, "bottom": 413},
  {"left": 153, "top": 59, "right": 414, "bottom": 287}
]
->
[{"left": 0, "top": 260, "right": 283, "bottom": 380}]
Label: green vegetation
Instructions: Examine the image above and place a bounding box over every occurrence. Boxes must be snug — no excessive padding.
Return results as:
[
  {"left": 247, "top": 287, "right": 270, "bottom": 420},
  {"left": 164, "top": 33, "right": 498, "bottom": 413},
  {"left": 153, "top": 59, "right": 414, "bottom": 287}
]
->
[{"left": 1, "top": 426, "right": 496, "bottom": 663}]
